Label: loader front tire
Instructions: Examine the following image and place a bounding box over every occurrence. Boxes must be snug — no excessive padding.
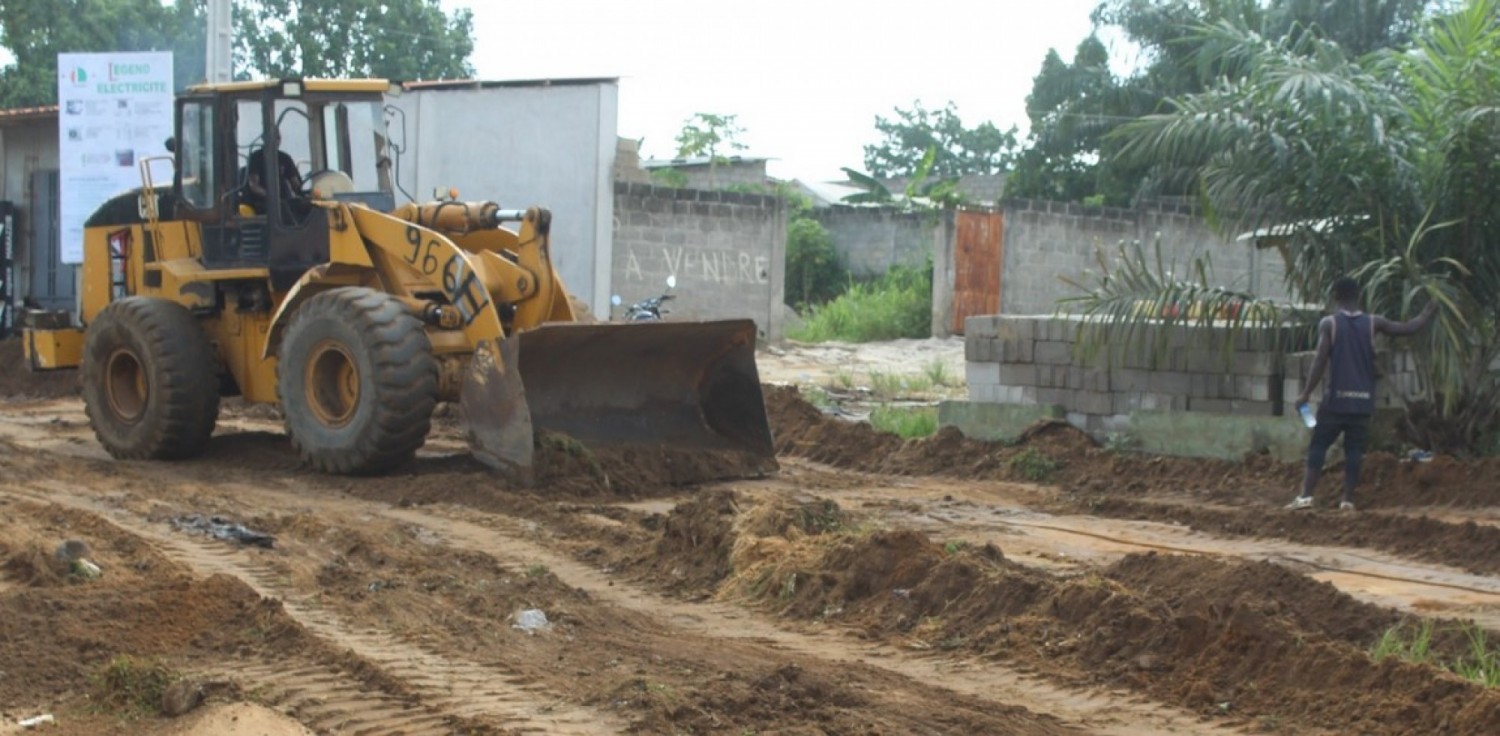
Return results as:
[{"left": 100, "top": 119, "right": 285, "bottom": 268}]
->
[
  {"left": 82, "top": 297, "right": 220, "bottom": 460},
  {"left": 277, "top": 287, "right": 437, "bottom": 475}
]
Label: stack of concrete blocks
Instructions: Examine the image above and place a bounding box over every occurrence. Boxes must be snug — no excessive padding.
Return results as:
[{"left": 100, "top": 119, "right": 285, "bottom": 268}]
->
[{"left": 963, "top": 314, "right": 1295, "bottom": 436}]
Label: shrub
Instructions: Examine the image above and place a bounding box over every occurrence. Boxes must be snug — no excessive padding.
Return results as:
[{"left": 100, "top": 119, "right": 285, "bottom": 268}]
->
[
  {"left": 1007, "top": 447, "right": 1060, "bottom": 482},
  {"left": 870, "top": 406, "right": 939, "bottom": 438},
  {"left": 791, "top": 261, "right": 933, "bottom": 342},
  {"left": 785, "top": 216, "right": 845, "bottom": 309}
]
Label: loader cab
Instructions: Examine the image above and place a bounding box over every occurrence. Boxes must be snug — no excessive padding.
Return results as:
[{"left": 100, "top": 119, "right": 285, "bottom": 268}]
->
[{"left": 172, "top": 79, "right": 397, "bottom": 290}]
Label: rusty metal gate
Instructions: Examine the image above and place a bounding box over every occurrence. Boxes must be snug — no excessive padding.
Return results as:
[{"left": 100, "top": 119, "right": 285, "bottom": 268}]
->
[{"left": 950, "top": 209, "right": 1003, "bottom": 334}]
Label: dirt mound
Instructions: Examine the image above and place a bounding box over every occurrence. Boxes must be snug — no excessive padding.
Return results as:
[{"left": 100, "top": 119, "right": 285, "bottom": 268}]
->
[
  {"left": 1103, "top": 553, "right": 1400, "bottom": 648},
  {"left": 684, "top": 490, "right": 1500, "bottom": 735},
  {"left": 0, "top": 338, "right": 79, "bottom": 399},
  {"left": 165, "top": 702, "right": 315, "bottom": 736},
  {"left": 0, "top": 560, "right": 303, "bottom": 712},
  {"left": 764, "top": 385, "right": 1097, "bottom": 480},
  {"left": 643, "top": 489, "right": 742, "bottom": 592},
  {"left": 767, "top": 384, "right": 1500, "bottom": 513},
  {"left": 1089, "top": 496, "right": 1500, "bottom": 576},
  {"left": 0, "top": 542, "right": 70, "bottom": 586},
  {"left": 611, "top": 663, "right": 865, "bottom": 735},
  {"left": 537, "top": 434, "right": 774, "bottom": 496}
]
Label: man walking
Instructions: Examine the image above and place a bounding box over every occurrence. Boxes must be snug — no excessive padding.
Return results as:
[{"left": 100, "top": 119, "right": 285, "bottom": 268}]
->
[{"left": 1286, "top": 277, "right": 1438, "bottom": 511}]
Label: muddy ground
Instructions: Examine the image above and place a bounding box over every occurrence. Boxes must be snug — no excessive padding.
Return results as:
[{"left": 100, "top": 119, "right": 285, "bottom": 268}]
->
[{"left": 2, "top": 339, "right": 1499, "bottom": 735}]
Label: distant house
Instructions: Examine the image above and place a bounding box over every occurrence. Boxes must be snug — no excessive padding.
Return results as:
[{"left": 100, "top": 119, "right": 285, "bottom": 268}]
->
[
  {"left": 0, "top": 104, "right": 67, "bottom": 331},
  {"left": 787, "top": 179, "right": 866, "bottom": 208},
  {"left": 882, "top": 172, "right": 1006, "bottom": 206},
  {"left": 791, "top": 172, "right": 1007, "bottom": 209},
  {"left": 640, "top": 154, "right": 773, "bottom": 190}
]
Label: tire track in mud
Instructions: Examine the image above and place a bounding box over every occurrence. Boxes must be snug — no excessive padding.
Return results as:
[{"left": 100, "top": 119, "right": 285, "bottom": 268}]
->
[
  {"left": 365, "top": 504, "right": 1242, "bottom": 736},
  {"left": 13, "top": 485, "right": 623, "bottom": 736},
  {"left": 201, "top": 658, "right": 458, "bottom": 735},
  {"left": 14, "top": 473, "right": 1231, "bottom": 735}
]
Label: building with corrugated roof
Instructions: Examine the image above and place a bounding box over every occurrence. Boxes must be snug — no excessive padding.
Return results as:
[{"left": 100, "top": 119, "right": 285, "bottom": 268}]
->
[{"left": 0, "top": 103, "right": 68, "bottom": 336}]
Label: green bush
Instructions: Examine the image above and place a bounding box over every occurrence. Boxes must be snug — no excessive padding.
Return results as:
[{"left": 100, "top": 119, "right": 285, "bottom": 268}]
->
[
  {"left": 92, "top": 655, "right": 181, "bottom": 718},
  {"left": 791, "top": 261, "right": 933, "bottom": 342},
  {"left": 1007, "top": 447, "right": 1060, "bottom": 482},
  {"left": 785, "top": 216, "right": 845, "bottom": 309},
  {"left": 869, "top": 406, "right": 938, "bottom": 438}
]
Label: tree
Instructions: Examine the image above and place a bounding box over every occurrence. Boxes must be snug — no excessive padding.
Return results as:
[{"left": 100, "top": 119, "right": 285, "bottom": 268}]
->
[
  {"left": 1067, "top": 0, "right": 1500, "bottom": 452},
  {"left": 785, "top": 216, "right": 842, "bottom": 310},
  {"left": 674, "top": 113, "right": 747, "bottom": 161},
  {"left": 1004, "top": 35, "right": 1133, "bottom": 204},
  {"left": 861, "top": 101, "right": 1018, "bottom": 179},
  {"left": 0, "top": 0, "right": 475, "bottom": 108},
  {"left": 1012, "top": 0, "right": 1431, "bottom": 205},
  {"left": 233, "top": 0, "right": 473, "bottom": 80},
  {"left": 0, "top": 0, "right": 202, "bottom": 108}
]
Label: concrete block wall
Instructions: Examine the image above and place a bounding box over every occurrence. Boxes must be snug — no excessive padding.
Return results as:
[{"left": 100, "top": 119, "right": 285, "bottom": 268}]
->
[
  {"left": 997, "top": 198, "right": 1291, "bottom": 317},
  {"left": 964, "top": 314, "right": 1312, "bottom": 435},
  {"left": 812, "top": 205, "right": 940, "bottom": 279},
  {"left": 611, "top": 182, "right": 787, "bottom": 341},
  {"left": 963, "top": 314, "right": 1432, "bottom": 443}
]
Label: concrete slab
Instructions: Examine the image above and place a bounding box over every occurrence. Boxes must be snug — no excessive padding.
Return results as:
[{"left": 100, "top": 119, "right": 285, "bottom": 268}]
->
[{"left": 938, "top": 400, "right": 1065, "bottom": 442}]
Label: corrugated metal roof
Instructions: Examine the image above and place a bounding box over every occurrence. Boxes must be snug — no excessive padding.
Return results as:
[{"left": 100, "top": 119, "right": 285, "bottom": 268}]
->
[
  {"left": 402, "top": 77, "right": 619, "bottom": 91},
  {"left": 641, "top": 155, "right": 770, "bottom": 169},
  {"left": 793, "top": 179, "right": 866, "bottom": 207}
]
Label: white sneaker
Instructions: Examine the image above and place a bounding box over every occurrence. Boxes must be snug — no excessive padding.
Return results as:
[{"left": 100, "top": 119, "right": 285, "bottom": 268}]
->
[
  {"left": 1286, "top": 495, "right": 1315, "bottom": 510},
  {"left": 1339, "top": 501, "right": 1355, "bottom": 511}
]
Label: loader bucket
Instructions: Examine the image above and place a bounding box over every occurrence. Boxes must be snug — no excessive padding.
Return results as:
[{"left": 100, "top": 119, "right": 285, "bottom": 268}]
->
[
  {"left": 462, "top": 319, "right": 777, "bottom": 485},
  {"left": 460, "top": 338, "right": 536, "bottom": 480}
]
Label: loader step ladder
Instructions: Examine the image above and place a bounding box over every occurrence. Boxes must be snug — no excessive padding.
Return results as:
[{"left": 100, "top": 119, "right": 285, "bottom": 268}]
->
[{"left": 107, "top": 229, "right": 131, "bottom": 301}]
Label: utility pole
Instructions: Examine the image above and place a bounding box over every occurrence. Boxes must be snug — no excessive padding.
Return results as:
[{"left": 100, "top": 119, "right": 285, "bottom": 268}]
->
[{"left": 206, "top": 0, "right": 232, "bottom": 83}]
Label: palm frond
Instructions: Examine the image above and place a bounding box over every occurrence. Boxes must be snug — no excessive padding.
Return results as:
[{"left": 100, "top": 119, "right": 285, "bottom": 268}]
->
[{"left": 1060, "top": 239, "right": 1301, "bottom": 371}]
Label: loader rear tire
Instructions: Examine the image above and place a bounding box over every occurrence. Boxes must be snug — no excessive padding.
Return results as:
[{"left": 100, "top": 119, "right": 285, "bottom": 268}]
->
[
  {"left": 81, "top": 297, "right": 220, "bottom": 460},
  {"left": 277, "top": 287, "right": 437, "bottom": 475}
]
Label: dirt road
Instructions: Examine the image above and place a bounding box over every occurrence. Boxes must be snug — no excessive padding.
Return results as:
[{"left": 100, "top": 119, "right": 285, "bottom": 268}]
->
[{"left": 2, "top": 343, "right": 1499, "bottom": 734}]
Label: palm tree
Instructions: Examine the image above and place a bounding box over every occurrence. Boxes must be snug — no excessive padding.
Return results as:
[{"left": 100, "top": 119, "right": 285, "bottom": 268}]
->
[{"left": 1066, "top": 0, "right": 1500, "bottom": 452}]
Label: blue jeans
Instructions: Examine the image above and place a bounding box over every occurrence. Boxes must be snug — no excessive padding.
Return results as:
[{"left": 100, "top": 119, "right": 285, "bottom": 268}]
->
[{"left": 1307, "top": 411, "right": 1371, "bottom": 494}]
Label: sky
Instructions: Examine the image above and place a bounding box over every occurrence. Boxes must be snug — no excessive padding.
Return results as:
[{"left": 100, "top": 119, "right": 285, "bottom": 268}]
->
[{"left": 445, "top": 0, "right": 1108, "bottom": 184}]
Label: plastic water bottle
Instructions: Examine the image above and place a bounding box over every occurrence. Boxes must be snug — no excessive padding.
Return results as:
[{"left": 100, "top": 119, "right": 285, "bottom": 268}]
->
[{"left": 1297, "top": 403, "right": 1316, "bottom": 428}]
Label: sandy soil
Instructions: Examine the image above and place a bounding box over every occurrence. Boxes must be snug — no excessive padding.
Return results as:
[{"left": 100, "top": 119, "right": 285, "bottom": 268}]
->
[{"left": 2, "top": 337, "right": 1499, "bottom": 735}]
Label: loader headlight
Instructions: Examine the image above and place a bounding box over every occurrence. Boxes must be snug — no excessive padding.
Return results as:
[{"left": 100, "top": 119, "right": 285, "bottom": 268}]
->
[{"left": 281, "top": 81, "right": 302, "bottom": 98}]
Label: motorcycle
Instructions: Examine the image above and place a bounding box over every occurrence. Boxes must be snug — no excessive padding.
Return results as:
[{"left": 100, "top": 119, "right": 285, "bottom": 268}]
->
[{"left": 611, "top": 275, "right": 676, "bottom": 322}]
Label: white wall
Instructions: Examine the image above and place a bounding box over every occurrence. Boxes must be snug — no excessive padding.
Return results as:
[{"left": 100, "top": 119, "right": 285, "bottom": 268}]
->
[{"left": 389, "top": 81, "right": 619, "bottom": 314}]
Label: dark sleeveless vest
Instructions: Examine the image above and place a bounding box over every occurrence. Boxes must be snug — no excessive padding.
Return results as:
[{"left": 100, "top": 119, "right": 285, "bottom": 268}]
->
[{"left": 1323, "top": 311, "right": 1377, "bottom": 415}]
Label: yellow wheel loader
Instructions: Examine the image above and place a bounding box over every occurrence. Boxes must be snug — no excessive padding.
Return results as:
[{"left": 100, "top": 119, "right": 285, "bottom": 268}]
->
[{"left": 23, "top": 78, "right": 775, "bottom": 482}]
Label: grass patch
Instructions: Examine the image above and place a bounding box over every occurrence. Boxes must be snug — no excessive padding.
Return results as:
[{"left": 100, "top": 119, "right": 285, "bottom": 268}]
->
[
  {"left": 870, "top": 406, "right": 939, "bottom": 438},
  {"left": 1373, "top": 620, "right": 1500, "bottom": 687},
  {"left": 831, "top": 367, "right": 856, "bottom": 390},
  {"left": 1007, "top": 447, "right": 1060, "bottom": 482},
  {"left": 92, "top": 655, "right": 181, "bottom": 718},
  {"left": 867, "top": 370, "right": 935, "bottom": 398},
  {"left": 923, "top": 359, "right": 956, "bottom": 387},
  {"left": 790, "top": 262, "right": 932, "bottom": 343},
  {"left": 804, "top": 388, "right": 834, "bottom": 409}
]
